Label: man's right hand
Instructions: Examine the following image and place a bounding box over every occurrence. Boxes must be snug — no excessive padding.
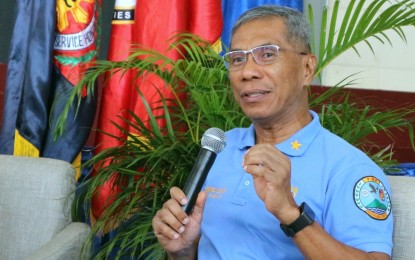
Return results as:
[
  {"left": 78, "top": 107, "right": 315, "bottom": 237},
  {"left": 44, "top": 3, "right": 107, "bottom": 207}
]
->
[{"left": 152, "top": 187, "right": 206, "bottom": 259}]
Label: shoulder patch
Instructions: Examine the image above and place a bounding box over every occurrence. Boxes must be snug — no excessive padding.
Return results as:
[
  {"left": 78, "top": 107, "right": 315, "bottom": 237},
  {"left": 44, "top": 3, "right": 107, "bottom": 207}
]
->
[{"left": 354, "top": 176, "right": 391, "bottom": 220}]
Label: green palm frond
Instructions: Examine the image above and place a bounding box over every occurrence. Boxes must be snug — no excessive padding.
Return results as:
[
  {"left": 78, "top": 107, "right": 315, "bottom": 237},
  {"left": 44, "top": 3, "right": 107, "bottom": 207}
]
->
[
  {"left": 78, "top": 103, "right": 200, "bottom": 258},
  {"left": 309, "top": 72, "right": 361, "bottom": 108},
  {"left": 319, "top": 94, "right": 415, "bottom": 166},
  {"left": 309, "top": 0, "right": 415, "bottom": 78}
]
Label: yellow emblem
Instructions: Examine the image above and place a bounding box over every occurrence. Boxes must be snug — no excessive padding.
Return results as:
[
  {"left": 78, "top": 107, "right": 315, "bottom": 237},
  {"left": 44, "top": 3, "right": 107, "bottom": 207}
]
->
[
  {"left": 291, "top": 140, "right": 302, "bottom": 151},
  {"left": 291, "top": 187, "right": 298, "bottom": 198},
  {"left": 57, "top": 0, "right": 94, "bottom": 32}
]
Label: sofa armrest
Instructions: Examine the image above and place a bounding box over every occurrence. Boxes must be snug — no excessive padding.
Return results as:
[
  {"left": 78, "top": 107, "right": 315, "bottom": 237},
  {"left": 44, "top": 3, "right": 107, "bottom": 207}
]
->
[
  {"left": 386, "top": 175, "right": 415, "bottom": 260},
  {"left": 28, "top": 222, "right": 91, "bottom": 260}
]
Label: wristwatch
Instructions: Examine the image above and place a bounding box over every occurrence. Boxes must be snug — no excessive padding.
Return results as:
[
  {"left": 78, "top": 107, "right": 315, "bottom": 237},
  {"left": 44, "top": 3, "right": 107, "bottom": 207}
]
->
[{"left": 280, "top": 202, "right": 315, "bottom": 237}]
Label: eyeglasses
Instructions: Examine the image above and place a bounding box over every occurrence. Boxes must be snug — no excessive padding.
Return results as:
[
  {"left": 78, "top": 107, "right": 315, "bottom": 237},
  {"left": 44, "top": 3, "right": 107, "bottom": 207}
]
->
[{"left": 223, "top": 45, "right": 307, "bottom": 71}]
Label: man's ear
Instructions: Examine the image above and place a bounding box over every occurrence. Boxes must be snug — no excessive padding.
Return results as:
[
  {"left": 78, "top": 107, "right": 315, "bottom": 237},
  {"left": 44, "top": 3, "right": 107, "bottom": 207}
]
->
[{"left": 303, "top": 54, "right": 317, "bottom": 86}]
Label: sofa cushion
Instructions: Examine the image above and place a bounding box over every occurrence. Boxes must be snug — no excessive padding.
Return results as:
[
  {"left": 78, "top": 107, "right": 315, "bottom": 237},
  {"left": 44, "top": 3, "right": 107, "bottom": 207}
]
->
[
  {"left": 0, "top": 155, "right": 75, "bottom": 259},
  {"left": 387, "top": 175, "right": 415, "bottom": 259}
]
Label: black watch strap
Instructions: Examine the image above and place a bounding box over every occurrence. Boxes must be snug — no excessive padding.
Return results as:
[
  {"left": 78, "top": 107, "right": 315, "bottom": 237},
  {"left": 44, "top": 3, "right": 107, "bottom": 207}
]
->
[{"left": 280, "top": 202, "right": 315, "bottom": 237}]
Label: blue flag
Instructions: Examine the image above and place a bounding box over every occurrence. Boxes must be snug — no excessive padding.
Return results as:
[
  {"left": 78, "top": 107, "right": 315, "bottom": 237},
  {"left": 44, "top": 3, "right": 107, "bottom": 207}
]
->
[{"left": 221, "top": 0, "right": 304, "bottom": 49}]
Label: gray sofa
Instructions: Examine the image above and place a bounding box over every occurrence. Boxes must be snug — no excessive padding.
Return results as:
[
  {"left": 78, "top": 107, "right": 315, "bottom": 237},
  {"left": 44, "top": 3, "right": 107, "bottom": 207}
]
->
[
  {"left": 0, "top": 155, "right": 90, "bottom": 260},
  {"left": 387, "top": 174, "right": 415, "bottom": 259}
]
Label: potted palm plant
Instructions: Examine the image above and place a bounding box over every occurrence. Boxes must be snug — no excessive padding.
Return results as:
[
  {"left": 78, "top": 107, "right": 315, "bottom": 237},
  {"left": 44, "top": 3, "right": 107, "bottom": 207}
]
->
[{"left": 56, "top": 0, "right": 415, "bottom": 258}]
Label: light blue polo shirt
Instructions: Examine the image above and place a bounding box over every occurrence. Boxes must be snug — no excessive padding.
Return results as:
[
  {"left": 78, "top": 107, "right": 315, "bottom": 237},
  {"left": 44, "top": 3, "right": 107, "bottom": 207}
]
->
[{"left": 198, "top": 110, "right": 393, "bottom": 259}]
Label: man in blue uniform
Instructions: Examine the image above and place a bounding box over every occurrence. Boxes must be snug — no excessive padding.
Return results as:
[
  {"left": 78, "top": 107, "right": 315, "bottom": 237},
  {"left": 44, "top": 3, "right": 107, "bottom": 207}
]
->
[{"left": 152, "top": 5, "right": 393, "bottom": 259}]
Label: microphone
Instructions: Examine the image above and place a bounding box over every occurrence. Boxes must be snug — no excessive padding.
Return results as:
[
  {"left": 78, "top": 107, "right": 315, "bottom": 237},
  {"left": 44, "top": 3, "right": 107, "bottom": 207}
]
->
[{"left": 182, "top": 127, "right": 226, "bottom": 214}]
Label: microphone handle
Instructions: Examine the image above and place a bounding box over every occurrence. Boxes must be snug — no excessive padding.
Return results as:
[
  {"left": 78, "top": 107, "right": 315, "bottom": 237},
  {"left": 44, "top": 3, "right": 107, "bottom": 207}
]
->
[{"left": 182, "top": 148, "right": 217, "bottom": 215}]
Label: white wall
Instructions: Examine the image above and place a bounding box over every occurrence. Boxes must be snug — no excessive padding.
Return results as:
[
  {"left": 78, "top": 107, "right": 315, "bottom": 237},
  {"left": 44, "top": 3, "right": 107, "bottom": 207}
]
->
[{"left": 308, "top": 0, "right": 415, "bottom": 93}]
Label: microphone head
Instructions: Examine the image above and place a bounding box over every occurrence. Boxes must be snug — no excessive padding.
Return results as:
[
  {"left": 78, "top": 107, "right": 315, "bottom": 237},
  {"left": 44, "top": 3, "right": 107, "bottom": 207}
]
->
[{"left": 201, "top": 127, "right": 226, "bottom": 154}]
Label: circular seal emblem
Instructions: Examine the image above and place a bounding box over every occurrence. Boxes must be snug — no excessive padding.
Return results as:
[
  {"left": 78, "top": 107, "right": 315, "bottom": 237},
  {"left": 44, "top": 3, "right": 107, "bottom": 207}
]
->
[{"left": 354, "top": 176, "right": 391, "bottom": 220}]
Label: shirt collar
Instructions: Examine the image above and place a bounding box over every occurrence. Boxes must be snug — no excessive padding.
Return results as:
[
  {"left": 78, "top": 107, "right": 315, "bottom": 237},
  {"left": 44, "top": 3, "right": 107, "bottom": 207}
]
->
[{"left": 237, "top": 110, "right": 322, "bottom": 157}]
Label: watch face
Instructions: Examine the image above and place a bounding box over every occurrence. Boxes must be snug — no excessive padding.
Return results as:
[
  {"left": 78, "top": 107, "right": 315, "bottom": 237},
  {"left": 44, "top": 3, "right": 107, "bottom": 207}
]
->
[{"left": 302, "top": 202, "right": 315, "bottom": 220}]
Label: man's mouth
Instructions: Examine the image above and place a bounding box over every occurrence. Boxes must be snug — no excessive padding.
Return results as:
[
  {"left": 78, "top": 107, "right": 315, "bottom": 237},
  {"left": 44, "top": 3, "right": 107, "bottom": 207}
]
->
[{"left": 241, "top": 90, "right": 270, "bottom": 98}]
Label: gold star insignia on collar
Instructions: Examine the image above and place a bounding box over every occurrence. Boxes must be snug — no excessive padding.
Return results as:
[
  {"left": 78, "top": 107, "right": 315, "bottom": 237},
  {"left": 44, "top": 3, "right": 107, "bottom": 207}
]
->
[
  {"left": 291, "top": 187, "right": 298, "bottom": 198},
  {"left": 291, "top": 140, "right": 302, "bottom": 151}
]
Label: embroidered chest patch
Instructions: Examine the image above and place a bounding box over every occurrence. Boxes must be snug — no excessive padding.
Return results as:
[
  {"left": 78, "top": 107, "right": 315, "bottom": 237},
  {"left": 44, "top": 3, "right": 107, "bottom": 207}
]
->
[{"left": 354, "top": 176, "right": 391, "bottom": 220}]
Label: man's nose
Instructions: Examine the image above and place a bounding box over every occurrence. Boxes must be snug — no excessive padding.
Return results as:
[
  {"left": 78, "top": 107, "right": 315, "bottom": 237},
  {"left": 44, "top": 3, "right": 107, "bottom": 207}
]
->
[{"left": 240, "top": 53, "right": 262, "bottom": 79}]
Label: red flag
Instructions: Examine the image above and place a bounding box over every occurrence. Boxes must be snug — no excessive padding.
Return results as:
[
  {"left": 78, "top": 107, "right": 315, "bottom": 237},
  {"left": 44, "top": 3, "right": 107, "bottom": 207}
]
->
[
  {"left": 94, "top": 0, "right": 136, "bottom": 152},
  {"left": 91, "top": 0, "right": 136, "bottom": 222},
  {"left": 91, "top": 0, "right": 223, "bottom": 220}
]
